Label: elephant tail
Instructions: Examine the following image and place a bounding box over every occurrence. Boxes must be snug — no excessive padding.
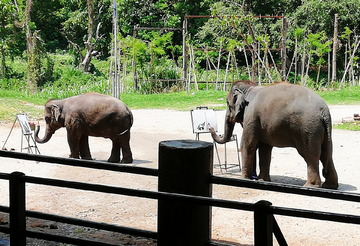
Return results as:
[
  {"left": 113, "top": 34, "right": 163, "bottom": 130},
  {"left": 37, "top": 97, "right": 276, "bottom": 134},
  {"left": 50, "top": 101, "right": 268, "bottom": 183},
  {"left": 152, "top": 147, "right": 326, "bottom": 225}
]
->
[
  {"left": 118, "top": 110, "right": 133, "bottom": 136},
  {"left": 321, "top": 108, "right": 332, "bottom": 142}
]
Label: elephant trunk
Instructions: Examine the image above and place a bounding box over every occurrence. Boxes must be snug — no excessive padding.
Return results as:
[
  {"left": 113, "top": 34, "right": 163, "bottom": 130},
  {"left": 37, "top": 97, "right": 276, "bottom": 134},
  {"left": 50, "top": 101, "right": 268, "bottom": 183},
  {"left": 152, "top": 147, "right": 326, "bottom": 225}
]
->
[
  {"left": 35, "top": 124, "right": 53, "bottom": 143},
  {"left": 210, "top": 113, "right": 235, "bottom": 144}
]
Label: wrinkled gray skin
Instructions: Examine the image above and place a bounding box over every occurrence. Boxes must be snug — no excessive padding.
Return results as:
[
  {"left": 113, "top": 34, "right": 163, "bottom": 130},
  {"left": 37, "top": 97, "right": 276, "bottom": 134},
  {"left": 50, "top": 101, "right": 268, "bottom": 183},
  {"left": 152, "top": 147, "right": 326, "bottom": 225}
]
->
[
  {"left": 35, "top": 92, "right": 133, "bottom": 163},
  {"left": 210, "top": 81, "right": 338, "bottom": 189}
]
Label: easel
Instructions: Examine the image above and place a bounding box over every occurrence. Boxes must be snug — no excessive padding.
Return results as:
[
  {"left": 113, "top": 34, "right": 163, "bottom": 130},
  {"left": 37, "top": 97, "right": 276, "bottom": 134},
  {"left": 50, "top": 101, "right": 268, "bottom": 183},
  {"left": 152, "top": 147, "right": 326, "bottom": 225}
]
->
[{"left": 2, "top": 114, "right": 41, "bottom": 154}]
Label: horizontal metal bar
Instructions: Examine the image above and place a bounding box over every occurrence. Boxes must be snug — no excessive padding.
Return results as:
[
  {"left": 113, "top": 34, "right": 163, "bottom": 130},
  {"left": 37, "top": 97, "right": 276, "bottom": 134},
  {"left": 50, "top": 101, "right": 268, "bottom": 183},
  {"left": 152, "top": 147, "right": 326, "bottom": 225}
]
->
[
  {"left": 23, "top": 174, "right": 255, "bottom": 212},
  {"left": 26, "top": 230, "right": 117, "bottom": 246},
  {"left": 25, "top": 174, "right": 360, "bottom": 225},
  {"left": 185, "top": 15, "right": 284, "bottom": 19},
  {"left": 136, "top": 79, "right": 183, "bottom": 82},
  {"left": 134, "top": 27, "right": 183, "bottom": 31},
  {"left": 211, "top": 175, "right": 360, "bottom": 203},
  {"left": 26, "top": 210, "right": 157, "bottom": 239},
  {"left": 272, "top": 206, "right": 360, "bottom": 225},
  {"left": 0, "top": 205, "right": 9, "bottom": 213},
  {"left": 0, "top": 172, "right": 9, "bottom": 180},
  {"left": 0, "top": 227, "right": 10, "bottom": 234},
  {"left": 0, "top": 150, "right": 158, "bottom": 177}
]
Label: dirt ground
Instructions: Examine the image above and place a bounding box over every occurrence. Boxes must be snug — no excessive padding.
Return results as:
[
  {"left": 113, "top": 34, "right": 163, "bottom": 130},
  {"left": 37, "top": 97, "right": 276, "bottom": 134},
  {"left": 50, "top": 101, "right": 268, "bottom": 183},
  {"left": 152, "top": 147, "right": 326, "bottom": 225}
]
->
[{"left": 0, "top": 104, "right": 360, "bottom": 245}]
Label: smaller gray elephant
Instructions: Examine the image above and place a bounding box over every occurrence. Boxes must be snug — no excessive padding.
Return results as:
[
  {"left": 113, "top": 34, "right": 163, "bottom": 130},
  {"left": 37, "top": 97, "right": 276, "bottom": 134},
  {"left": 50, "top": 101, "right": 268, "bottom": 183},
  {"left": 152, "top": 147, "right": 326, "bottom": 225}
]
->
[
  {"left": 35, "top": 92, "right": 133, "bottom": 163},
  {"left": 210, "top": 81, "right": 339, "bottom": 189}
]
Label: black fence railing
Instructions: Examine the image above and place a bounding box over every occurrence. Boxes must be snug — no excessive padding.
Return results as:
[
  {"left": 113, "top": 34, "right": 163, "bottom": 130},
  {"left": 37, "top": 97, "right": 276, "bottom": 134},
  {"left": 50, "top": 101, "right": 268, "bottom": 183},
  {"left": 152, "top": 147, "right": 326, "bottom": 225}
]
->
[{"left": 1, "top": 141, "right": 360, "bottom": 246}]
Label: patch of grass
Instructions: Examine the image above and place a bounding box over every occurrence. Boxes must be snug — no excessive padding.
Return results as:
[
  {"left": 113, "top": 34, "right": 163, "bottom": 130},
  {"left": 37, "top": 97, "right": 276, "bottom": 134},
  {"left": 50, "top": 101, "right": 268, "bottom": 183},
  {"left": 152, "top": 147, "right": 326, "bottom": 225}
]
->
[
  {"left": 121, "top": 90, "right": 228, "bottom": 110},
  {"left": 318, "top": 86, "right": 360, "bottom": 105},
  {"left": 333, "top": 121, "right": 360, "bottom": 131},
  {"left": 0, "top": 97, "right": 44, "bottom": 123},
  {"left": 0, "top": 89, "right": 228, "bottom": 124}
]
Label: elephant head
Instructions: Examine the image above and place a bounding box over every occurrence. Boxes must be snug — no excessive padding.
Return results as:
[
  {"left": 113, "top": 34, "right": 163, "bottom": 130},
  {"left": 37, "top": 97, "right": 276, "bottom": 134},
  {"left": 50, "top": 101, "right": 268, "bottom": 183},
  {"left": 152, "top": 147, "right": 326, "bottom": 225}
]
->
[
  {"left": 35, "top": 100, "right": 64, "bottom": 143},
  {"left": 210, "top": 81, "right": 255, "bottom": 144}
]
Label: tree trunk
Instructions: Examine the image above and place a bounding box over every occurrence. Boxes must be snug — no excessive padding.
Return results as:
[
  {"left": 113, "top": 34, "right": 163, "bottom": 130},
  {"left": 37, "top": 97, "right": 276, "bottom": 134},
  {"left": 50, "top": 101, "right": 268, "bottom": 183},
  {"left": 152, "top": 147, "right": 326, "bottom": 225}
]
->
[
  {"left": 332, "top": 14, "right": 338, "bottom": 83},
  {"left": 0, "top": 46, "right": 6, "bottom": 77}
]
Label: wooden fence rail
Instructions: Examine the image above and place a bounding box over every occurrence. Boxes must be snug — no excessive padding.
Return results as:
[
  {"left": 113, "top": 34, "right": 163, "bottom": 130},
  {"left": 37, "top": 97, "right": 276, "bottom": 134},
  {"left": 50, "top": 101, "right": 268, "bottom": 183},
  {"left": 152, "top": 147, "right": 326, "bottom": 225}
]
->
[{"left": 1, "top": 144, "right": 360, "bottom": 246}]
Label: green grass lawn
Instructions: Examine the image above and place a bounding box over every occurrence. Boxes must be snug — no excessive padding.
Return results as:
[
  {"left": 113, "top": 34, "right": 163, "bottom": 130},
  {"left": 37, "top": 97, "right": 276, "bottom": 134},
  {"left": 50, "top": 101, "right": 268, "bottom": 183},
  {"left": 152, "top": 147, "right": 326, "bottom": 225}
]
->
[{"left": 0, "top": 86, "right": 359, "bottom": 130}]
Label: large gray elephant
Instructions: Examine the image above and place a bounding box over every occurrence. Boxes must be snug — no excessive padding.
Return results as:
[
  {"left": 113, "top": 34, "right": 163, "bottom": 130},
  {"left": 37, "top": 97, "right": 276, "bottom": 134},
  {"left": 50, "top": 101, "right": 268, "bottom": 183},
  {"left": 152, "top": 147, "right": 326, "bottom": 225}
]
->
[
  {"left": 210, "top": 81, "right": 339, "bottom": 189},
  {"left": 35, "top": 92, "right": 133, "bottom": 163}
]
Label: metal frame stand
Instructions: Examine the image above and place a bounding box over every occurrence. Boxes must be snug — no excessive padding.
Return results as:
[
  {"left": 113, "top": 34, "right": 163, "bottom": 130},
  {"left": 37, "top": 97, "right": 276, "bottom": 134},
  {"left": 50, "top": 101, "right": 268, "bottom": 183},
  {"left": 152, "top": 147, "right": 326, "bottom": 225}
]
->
[
  {"left": 191, "top": 107, "right": 240, "bottom": 174},
  {"left": 2, "top": 114, "right": 40, "bottom": 154}
]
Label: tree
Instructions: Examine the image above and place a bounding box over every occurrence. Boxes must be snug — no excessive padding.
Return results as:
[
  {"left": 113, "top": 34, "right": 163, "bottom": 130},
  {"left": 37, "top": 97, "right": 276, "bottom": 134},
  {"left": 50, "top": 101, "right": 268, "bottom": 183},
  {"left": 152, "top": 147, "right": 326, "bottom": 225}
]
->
[
  {"left": 13, "top": 0, "right": 54, "bottom": 92},
  {"left": 62, "top": 0, "right": 112, "bottom": 72},
  {"left": 0, "top": 0, "right": 16, "bottom": 77},
  {"left": 289, "top": 0, "right": 360, "bottom": 37},
  {"left": 31, "top": 0, "right": 67, "bottom": 52}
]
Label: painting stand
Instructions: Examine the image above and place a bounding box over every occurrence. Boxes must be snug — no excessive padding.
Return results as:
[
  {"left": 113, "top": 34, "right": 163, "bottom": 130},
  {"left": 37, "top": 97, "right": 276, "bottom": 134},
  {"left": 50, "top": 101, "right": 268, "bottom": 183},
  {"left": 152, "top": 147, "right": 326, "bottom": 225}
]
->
[{"left": 2, "top": 114, "right": 40, "bottom": 154}]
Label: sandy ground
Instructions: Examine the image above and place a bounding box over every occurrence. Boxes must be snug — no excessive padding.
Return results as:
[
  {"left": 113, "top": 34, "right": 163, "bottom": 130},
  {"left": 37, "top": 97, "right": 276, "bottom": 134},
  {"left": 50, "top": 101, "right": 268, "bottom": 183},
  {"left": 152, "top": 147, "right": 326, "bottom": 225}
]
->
[{"left": 0, "top": 104, "right": 360, "bottom": 245}]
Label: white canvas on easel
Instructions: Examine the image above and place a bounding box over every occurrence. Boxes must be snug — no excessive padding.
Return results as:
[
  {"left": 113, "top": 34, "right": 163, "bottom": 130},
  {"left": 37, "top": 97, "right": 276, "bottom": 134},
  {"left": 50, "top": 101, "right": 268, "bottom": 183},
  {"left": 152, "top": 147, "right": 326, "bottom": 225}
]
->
[
  {"left": 191, "top": 109, "right": 218, "bottom": 137},
  {"left": 190, "top": 107, "right": 241, "bottom": 173},
  {"left": 17, "top": 114, "right": 40, "bottom": 154},
  {"left": 2, "top": 114, "right": 40, "bottom": 154},
  {"left": 17, "top": 114, "right": 32, "bottom": 135}
]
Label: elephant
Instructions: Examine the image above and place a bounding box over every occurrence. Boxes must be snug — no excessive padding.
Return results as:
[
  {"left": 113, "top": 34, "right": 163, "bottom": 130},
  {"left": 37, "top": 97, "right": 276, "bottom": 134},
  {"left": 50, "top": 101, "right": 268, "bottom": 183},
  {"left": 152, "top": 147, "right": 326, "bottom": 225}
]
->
[
  {"left": 35, "top": 92, "right": 133, "bottom": 163},
  {"left": 210, "top": 81, "right": 339, "bottom": 189}
]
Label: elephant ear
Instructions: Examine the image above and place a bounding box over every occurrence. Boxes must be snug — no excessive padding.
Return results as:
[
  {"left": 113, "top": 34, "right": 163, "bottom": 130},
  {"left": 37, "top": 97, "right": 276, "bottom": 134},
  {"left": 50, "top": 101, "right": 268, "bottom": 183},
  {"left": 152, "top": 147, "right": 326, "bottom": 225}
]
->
[
  {"left": 234, "top": 88, "right": 249, "bottom": 122},
  {"left": 51, "top": 104, "right": 62, "bottom": 122}
]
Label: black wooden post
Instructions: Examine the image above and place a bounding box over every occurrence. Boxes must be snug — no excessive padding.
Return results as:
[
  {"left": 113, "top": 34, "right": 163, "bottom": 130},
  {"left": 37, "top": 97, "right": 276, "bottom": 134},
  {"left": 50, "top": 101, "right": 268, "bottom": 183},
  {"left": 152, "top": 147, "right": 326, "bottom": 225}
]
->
[
  {"left": 254, "top": 200, "right": 273, "bottom": 246},
  {"left": 10, "top": 171, "right": 26, "bottom": 246},
  {"left": 157, "top": 140, "right": 213, "bottom": 246}
]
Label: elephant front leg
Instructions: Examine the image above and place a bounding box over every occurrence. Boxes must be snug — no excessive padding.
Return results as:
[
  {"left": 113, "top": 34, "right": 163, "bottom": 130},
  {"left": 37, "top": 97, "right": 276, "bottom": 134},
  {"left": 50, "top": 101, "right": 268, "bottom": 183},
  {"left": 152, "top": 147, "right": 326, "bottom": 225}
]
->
[
  {"left": 257, "top": 143, "right": 273, "bottom": 182},
  {"left": 241, "top": 144, "right": 257, "bottom": 180},
  {"left": 67, "top": 132, "right": 80, "bottom": 159},
  {"left": 79, "top": 135, "right": 92, "bottom": 160}
]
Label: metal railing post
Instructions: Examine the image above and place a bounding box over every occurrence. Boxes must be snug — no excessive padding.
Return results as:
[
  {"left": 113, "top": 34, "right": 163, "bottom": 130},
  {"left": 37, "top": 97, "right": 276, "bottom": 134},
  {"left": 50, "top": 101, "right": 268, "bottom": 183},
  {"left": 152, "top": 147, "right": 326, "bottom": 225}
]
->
[
  {"left": 254, "top": 200, "right": 273, "bottom": 246},
  {"left": 9, "top": 171, "right": 26, "bottom": 246},
  {"left": 157, "top": 140, "right": 213, "bottom": 246}
]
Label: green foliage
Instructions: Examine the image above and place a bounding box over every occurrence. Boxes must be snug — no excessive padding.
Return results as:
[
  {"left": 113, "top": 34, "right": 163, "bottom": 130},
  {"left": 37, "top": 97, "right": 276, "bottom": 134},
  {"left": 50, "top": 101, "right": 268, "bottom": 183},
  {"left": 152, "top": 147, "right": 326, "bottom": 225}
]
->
[
  {"left": 2, "top": 0, "right": 360, "bottom": 94},
  {"left": 289, "top": 0, "right": 360, "bottom": 36},
  {"left": 0, "top": 54, "right": 108, "bottom": 98}
]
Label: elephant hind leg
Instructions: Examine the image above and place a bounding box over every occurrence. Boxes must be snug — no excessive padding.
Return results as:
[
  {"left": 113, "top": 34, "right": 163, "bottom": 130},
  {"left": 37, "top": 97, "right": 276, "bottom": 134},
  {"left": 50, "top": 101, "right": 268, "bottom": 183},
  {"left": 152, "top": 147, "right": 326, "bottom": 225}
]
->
[
  {"left": 320, "top": 141, "right": 338, "bottom": 189},
  {"left": 119, "top": 131, "right": 133, "bottom": 163},
  {"left": 299, "top": 147, "right": 322, "bottom": 188},
  {"left": 108, "top": 140, "right": 121, "bottom": 163},
  {"left": 108, "top": 131, "right": 133, "bottom": 163},
  {"left": 304, "top": 162, "right": 322, "bottom": 188}
]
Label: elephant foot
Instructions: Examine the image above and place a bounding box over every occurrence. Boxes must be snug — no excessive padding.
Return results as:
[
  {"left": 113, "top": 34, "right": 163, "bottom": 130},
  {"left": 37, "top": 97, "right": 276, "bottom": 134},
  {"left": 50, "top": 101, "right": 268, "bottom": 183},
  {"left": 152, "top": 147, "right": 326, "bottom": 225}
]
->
[
  {"left": 108, "top": 157, "right": 120, "bottom": 163},
  {"left": 81, "top": 155, "right": 92, "bottom": 160},
  {"left": 69, "top": 154, "right": 80, "bottom": 159},
  {"left": 257, "top": 174, "right": 271, "bottom": 182},
  {"left": 304, "top": 181, "right": 321, "bottom": 188},
  {"left": 121, "top": 157, "right": 133, "bottom": 164},
  {"left": 322, "top": 181, "right": 339, "bottom": 190}
]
